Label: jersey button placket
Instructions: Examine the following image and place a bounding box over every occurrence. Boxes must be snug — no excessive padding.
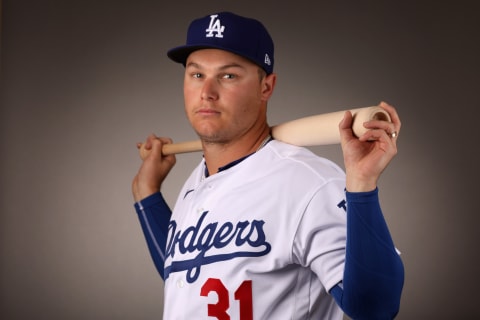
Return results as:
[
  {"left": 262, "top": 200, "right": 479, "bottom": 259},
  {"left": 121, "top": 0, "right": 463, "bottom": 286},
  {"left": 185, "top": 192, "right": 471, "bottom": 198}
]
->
[{"left": 196, "top": 182, "right": 214, "bottom": 215}]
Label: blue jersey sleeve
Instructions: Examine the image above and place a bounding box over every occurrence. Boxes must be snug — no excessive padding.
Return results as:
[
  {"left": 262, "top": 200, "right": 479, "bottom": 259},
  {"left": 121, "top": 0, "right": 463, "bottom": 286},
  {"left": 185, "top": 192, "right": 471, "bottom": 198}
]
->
[
  {"left": 134, "top": 192, "right": 172, "bottom": 280},
  {"left": 330, "top": 188, "right": 404, "bottom": 319}
]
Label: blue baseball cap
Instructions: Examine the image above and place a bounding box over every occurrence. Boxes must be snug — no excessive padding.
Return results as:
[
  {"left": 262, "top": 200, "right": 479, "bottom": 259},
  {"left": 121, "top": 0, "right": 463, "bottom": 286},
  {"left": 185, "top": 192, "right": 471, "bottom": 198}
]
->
[{"left": 167, "top": 12, "right": 274, "bottom": 74}]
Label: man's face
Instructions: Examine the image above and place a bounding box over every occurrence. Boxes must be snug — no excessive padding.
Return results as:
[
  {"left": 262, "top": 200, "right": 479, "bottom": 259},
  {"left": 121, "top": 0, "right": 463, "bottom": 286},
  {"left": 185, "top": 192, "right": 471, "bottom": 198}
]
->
[{"left": 183, "top": 49, "right": 272, "bottom": 144}]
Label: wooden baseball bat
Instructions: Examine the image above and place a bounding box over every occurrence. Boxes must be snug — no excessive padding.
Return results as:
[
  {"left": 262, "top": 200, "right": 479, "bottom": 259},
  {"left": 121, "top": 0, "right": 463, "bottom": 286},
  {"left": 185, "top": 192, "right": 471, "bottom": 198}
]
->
[{"left": 154, "top": 106, "right": 391, "bottom": 156}]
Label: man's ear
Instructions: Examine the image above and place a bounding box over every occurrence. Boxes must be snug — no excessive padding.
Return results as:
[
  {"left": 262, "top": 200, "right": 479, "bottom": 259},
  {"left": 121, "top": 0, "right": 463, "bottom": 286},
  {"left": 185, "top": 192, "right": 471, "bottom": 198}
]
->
[{"left": 261, "top": 73, "right": 276, "bottom": 101}]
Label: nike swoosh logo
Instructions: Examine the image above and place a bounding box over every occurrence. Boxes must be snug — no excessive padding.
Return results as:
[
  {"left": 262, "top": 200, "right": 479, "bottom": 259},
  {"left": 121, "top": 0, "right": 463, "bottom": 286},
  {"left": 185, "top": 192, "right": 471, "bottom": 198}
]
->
[{"left": 183, "top": 189, "right": 195, "bottom": 199}]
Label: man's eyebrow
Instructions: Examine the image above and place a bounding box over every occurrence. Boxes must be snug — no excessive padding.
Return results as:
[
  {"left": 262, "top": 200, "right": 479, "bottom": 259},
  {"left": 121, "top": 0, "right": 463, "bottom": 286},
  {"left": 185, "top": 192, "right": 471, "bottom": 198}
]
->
[
  {"left": 186, "top": 62, "right": 201, "bottom": 69},
  {"left": 218, "top": 63, "right": 245, "bottom": 71}
]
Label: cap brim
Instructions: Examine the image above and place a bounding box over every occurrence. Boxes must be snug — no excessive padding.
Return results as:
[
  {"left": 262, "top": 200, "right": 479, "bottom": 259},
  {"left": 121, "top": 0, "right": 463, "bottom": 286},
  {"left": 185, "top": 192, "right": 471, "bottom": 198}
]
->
[
  {"left": 167, "top": 44, "right": 228, "bottom": 65},
  {"left": 167, "top": 44, "right": 264, "bottom": 70}
]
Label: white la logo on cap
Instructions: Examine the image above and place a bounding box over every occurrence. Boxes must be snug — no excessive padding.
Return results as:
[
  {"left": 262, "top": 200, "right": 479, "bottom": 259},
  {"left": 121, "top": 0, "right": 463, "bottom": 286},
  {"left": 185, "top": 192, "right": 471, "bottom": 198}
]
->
[{"left": 205, "top": 14, "right": 225, "bottom": 38}]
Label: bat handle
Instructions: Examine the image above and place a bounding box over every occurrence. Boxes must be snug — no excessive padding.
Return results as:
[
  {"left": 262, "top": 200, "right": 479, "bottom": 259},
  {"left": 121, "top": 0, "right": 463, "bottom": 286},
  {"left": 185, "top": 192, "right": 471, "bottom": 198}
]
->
[
  {"left": 138, "top": 139, "right": 202, "bottom": 160},
  {"left": 162, "top": 140, "right": 202, "bottom": 155}
]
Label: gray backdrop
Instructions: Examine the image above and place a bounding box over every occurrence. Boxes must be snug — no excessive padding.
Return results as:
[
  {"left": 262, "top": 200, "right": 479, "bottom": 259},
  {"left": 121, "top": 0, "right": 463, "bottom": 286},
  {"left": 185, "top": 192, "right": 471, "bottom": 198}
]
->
[{"left": 1, "top": 0, "right": 479, "bottom": 319}]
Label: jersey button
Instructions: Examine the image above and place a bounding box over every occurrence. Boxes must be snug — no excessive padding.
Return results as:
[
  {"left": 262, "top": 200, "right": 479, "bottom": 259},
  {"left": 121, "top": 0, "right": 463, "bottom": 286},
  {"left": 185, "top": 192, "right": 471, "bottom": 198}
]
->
[{"left": 177, "top": 280, "right": 184, "bottom": 288}]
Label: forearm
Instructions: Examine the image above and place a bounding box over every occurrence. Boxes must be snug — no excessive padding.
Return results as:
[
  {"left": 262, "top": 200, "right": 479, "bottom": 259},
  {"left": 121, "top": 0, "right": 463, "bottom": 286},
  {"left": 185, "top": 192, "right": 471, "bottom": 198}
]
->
[
  {"left": 330, "top": 188, "right": 404, "bottom": 319},
  {"left": 134, "top": 192, "right": 172, "bottom": 280}
]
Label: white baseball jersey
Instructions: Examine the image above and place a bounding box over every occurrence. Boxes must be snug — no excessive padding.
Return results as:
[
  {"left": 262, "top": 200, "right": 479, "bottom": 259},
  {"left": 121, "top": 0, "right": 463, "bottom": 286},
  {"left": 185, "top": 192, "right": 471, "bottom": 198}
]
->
[{"left": 163, "top": 140, "right": 347, "bottom": 319}]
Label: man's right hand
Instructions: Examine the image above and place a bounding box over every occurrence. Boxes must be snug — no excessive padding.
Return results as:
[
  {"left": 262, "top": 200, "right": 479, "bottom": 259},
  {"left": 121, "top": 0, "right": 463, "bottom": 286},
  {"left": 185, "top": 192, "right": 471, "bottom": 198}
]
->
[{"left": 132, "top": 134, "right": 176, "bottom": 202}]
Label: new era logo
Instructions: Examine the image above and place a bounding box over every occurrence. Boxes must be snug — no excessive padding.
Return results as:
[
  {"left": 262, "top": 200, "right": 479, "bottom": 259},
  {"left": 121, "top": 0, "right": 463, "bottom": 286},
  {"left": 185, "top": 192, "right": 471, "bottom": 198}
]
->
[{"left": 264, "top": 54, "right": 271, "bottom": 66}]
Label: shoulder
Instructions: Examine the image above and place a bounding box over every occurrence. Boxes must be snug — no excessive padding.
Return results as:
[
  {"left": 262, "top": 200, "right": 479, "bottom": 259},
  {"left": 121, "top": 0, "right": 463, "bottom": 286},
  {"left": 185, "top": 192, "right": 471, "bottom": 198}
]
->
[{"left": 256, "top": 140, "right": 345, "bottom": 182}]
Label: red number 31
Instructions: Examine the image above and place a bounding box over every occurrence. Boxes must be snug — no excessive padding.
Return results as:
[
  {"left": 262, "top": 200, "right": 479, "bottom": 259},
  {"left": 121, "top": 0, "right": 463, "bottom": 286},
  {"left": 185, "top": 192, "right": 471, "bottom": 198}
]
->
[{"left": 200, "top": 278, "right": 253, "bottom": 320}]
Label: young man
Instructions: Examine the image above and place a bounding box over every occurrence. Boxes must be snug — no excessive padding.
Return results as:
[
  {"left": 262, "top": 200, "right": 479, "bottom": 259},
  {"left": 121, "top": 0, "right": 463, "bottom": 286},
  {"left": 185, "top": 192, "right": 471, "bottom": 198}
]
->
[{"left": 132, "top": 11, "right": 404, "bottom": 319}]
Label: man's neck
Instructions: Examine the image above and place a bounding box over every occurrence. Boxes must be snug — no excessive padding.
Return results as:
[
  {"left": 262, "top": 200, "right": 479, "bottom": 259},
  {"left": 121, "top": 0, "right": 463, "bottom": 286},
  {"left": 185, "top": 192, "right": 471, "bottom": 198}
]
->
[{"left": 202, "top": 126, "right": 271, "bottom": 176}]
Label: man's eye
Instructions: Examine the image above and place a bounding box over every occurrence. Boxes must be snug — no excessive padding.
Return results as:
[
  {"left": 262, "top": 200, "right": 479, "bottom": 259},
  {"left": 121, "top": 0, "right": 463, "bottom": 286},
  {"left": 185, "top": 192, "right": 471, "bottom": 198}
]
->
[
  {"left": 223, "top": 74, "right": 235, "bottom": 79},
  {"left": 192, "top": 73, "right": 202, "bottom": 78}
]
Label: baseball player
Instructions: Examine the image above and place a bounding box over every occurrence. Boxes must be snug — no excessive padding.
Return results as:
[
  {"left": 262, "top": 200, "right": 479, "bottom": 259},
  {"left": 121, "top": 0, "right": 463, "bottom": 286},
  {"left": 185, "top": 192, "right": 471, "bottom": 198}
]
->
[{"left": 132, "top": 12, "right": 404, "bottom": 319}]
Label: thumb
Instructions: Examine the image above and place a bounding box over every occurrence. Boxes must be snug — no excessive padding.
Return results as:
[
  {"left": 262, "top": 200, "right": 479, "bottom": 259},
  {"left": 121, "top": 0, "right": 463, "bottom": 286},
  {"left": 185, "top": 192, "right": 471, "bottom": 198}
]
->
[{"left": 339, "top": 111, "right": 354, "bottom": 142}]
